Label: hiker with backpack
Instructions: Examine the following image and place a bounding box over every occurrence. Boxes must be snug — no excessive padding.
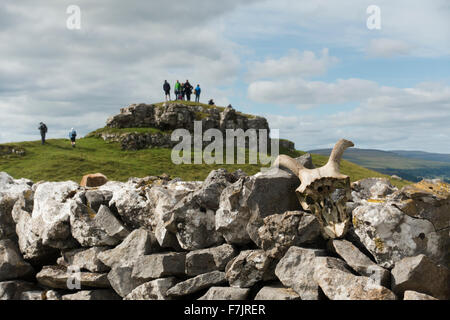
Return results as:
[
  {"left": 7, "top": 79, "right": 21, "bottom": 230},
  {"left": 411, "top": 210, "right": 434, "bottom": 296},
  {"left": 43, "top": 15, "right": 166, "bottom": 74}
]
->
[
  {"left": 195, "top": 84, "right": 201, "bottom": 103},
  {"left": 184, "top": 80, "right": 193, "bottom": 101},
  {"left": 38, "top": 122, "right": 48, "bottom": 145},
  {"left": 69, "top": 128, "right": 77, "bottom": 148},
  {"left": 163, "top": 80, "right": 171, "bottom": 102},
  {"left": 174, "top": 80, "right": 181, "bottom": 101}
]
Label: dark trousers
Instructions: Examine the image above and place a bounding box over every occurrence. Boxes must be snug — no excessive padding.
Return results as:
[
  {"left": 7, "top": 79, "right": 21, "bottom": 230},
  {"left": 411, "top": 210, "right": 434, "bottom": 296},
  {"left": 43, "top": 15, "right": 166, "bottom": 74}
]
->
[
  {"left": 174, "top": 91, "right": 179, "bottom": 100},
  {"left": 186, "top": 93, "right": 191, "bottom": 101},
  {"left": 195, "top": 94, "right": 200, "bottom": 103},
  {"left": 40, "top": 133, "right": 46, "bottom": 144}
]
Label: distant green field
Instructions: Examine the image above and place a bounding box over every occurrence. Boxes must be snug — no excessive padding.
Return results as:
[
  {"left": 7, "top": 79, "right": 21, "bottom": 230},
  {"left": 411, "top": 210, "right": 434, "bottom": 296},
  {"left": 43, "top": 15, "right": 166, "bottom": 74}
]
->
[{"left": 0, "top": 136, "right": 410, "bottom": 188}]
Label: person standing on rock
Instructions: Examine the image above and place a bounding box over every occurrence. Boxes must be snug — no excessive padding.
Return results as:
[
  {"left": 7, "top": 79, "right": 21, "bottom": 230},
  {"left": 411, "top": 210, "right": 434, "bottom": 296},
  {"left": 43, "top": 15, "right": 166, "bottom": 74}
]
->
[
  {"left": 184, "top": 80, "right": 193, "bottom": 101},
  {"left": 163, "top": 80, "right": 171, "bottom": 102},
  {"left": 195, "top": 84, "right": 201, "bottom": 103},
  {"left": 174, "top": 80, "right": 181, "bottom": 101},
  {"left": 69, "top": 128, "right": 77, "bottom": 148},
  {"left": 181, "top": 82, "right": 186, "bottom": 101},
  {"left": 38, "top": 122, "right": 48, "bottom": 145}
]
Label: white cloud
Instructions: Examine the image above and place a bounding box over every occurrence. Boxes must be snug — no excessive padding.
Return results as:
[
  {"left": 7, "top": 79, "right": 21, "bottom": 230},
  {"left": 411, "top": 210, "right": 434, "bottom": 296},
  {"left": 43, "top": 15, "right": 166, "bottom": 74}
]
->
[
  {"left": 246, "top": 48, "right": 338, "bottom": 80},
  {"left": 366, "top": 38, "right": 413, "bottom": 57},
  {"left": 264, "top": 82, "right": 450, "bottom": 153},
  {"left": 248, "top": 78, "right": 379, "bottom": 106},
  {"left": 0, "top": 0, "right": 259, "bottom": 142}
]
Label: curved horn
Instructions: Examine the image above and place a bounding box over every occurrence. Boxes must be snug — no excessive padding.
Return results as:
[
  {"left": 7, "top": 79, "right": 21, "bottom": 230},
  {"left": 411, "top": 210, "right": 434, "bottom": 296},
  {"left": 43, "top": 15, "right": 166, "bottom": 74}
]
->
[
  {"left": 273, "top": 155, "right": 305, "bottom": 177},
  {"left": 327, "top": 139, "right": 354, "bottom": 173}
]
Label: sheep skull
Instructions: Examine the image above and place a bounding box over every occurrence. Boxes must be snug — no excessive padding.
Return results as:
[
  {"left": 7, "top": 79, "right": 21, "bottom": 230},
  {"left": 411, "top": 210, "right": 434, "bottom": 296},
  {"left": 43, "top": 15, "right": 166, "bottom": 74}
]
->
[{"left": 274, "top": 139, "right": 355, "bottom": 239}]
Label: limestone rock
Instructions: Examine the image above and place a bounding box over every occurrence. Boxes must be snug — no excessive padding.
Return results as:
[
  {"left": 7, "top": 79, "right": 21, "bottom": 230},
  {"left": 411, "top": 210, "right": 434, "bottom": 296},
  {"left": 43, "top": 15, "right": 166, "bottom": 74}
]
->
[
  {"left": 275, "top": 247, "right": 327, "bottom": 300},
  {"left": 351, "top": 178, "right": 397, "bottom": 203},
  {"left": 329, "top": 239, "right": 390, "bottom": 286},
  {"left": 94, "top": 205, "right": 130, "bottom": 241},
  {"left": 62, "top": 290, "right": 120, "bottom": 300},
  {"left": 20, "top": 290, "right": 62, "bottom": 300},
  {"left": 165, "top": 193, "right": 224, "bottom": 251},
  {"left": 403, "top": 290, "right": 438, "bottom": 300},
  {"left": 85, "top": 190, "right": 113, "bottom": 213},
  {"left": 254, "top": 284, "right": 301, "bottom": 300},
  {"left": 58, "top": 247, "right": 110, "bottom": 273},
  {"left": 352, "top": 199, "right": 447, "bottom": 269},
  {"left": 36, "top": 265, "right": 110, "bottom": 289},
  {"left": 0, "top": 239, "right": 34, "bottom": 281},
  {"left": 391, "top": 254, "right": 450, "bottom": 300},
  {"left": 0, "top": 280, "right": 39, "bottom": 300},
  {"left": 185, "top": 244, "right": 237, "bottom": 276},
  {"left": 69, "top": 200, "right": 120, "bottom": 247},
  {"left": 98, "top": 229, "right": 158, "bottom": 268},
  {"left": 244, "top": 168, "right": 301, "bottom": 247},
  {"left": 29, "top": 182, "right": 80, "bottom": 250},
  {"left": 258, "top": 211, "right": 322, "bottom": 259},
  {"left": 80, "top": 173, "right": 108, "bottom": 188},
  {"left": 109, "top": 183, "right": 151, "bottom": 229},
  {"left": 0, "top": 172, "right": 33, "bottom": 240},
  {"left": 226, "top": 250, "right": 272, "bottom": 288},
  {"left": 313, "top": 257, "right": 397, "bottom": 300},
  {"left": 166, "top": 271, "right": 227, "bottom": 298},
  {"left": 131, "top": 252, "right": 186, "bottom": 281},
  {"left": 11, "top": 196, "right": 59, "bottom": 264},
  {"left": 107, "top": 265, "right": 144, "bottom": 298},
  {"left": 146, "top": 181, "right": 201, "bottom": 249},
  {"left": 215, "top": 177, "right": 253, "bottom": 245},
  {"left": 124, "top": 278, "right": 178, "bottom": 300},
  {"left": 198, "top": 287, "right": 250, "bottom": 300}
]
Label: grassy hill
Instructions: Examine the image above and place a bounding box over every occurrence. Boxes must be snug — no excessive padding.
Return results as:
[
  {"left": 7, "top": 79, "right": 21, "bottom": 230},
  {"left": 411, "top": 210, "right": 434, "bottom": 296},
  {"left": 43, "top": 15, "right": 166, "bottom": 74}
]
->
[
  {"left": 0, "top": 136, "right": 410, "bottom": 188},
  {"left": 309, "top": 148, "right": 450, "bottom": 183}
]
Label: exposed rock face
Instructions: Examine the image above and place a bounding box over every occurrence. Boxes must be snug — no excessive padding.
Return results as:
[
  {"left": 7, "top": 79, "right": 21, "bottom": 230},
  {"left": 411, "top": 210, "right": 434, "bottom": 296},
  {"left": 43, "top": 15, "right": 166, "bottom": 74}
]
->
[
  {"left": 131, "top": 253, "right": 186, "bottom": 281},
  {"left": 103, "top": 103, "right": 270, "bottom": 151},
  {"left": 313, "top": 257, "right": 397, "bottom": 300},
  {"left": 0, "top": 239, "right": 34, "bottom": 281},
  {"left": 403, "top": 291, "right": 438, "bottom": 300},
  {"left": 275, "top": 247, "right": 327, "bottom": 300},
  {"left": 185, "top": 244, "right": 237, "bottom": 276},
  {"left": 226, "top": 250, "right": 273, "bottom": 288},
  {"left": 254, "top": 284, "right": 301, "bottom": 300},
  {"left": 107, "top": 265, "right": 144, "bottom": 298},
  {"left": 258, "top": 211, "right": 322, "bottom": 259},
  {"left": 58, "top": 247, "right": 110, "bottom": 273},
  {"left": 124, "top": 278, "right": 178, "bottom": 300},
  {"left": 0, "top": 281, "right": 38, "bottom": 300},
  {"left": 216, "top": 168, "right": 300, "bottom": 247},
  {"left": 166, "top": 271, "right": 227, "bottom": 298},
  {"left": 329, "top": 239, "right": 390, "bottom": 286},
  {"left": 352, "top": 180, "right": 449, "bottom": 269},
  {"left": 36, "top": 266, "right": 110, "bottom": 289},
  {"left": 98, "top": 229, "right": 158, "bottom": 268},
  {"left": 80, "top": 173, "right": 108, "bottom": 188},
  {"left": 0, "top": 172, "right": 33, "bottom": 241},
  {"left": 391, "top": 254, "right": 450, "bottom": 300},
  {"left": 62, "top": 290, "right": 120, "bottom": 300},
  {"left": 198, "top": 287, "right": 250, "bottom": 300}
]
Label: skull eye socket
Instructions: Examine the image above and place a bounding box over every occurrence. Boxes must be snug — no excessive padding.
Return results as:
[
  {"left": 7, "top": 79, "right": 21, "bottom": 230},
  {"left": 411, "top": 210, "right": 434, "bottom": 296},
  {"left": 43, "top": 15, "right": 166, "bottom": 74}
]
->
[{"left": 306, "top": 196, "right": 315, "bottom": 205}]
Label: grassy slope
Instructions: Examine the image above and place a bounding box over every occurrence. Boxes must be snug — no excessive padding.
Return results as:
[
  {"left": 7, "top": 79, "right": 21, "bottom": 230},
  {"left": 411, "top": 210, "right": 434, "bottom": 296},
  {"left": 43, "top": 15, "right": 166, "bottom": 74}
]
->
[{"left": 0, "top": 137, "right": 410, "bottom": 188}]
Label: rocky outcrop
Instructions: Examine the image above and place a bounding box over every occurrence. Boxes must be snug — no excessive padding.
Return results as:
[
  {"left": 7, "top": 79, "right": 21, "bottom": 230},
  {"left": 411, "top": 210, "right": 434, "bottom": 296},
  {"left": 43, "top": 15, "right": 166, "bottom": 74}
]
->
[
  {"left": 0, "top": 171, "right": 448, "bottom": 300},
  {"left": 102, "top": 103, "right": 271, "bottom": 151}
]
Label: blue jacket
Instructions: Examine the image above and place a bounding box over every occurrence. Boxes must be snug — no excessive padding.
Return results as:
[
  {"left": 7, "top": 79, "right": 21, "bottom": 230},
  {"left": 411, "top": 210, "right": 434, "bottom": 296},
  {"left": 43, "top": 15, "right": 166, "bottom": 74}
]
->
[
  {"left": 69, "top": 130, "right": 77, "bottom": 139},
  {"left": 195, "top": 86, "right": 201, "bottom": 94}
]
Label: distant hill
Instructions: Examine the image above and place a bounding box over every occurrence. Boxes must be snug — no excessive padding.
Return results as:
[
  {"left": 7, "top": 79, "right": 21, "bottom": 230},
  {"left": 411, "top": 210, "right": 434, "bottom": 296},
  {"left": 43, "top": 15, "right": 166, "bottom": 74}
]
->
[
  {"left": 389, "top": 150, "right": 450, "bottom": 163},
  {"left": 309, "top": 148, "right": 450, "bottom": 183}
]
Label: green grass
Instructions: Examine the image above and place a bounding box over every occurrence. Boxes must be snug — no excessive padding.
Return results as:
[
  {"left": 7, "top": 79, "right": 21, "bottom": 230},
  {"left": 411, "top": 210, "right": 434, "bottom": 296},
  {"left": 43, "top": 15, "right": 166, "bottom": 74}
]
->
[
  {"left": 0, "top": 137, "right": 411, "bottom": 188},
  {"left": 86, "top": 126, "right": 170, "bottom": 137}
]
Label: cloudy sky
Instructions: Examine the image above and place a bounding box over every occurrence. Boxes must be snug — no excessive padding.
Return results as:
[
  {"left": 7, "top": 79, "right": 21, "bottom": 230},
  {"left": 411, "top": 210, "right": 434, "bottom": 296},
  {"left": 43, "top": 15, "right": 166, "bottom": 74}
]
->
[{"left": 1, "top": 0, "right": 449, "bottom": 152}]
